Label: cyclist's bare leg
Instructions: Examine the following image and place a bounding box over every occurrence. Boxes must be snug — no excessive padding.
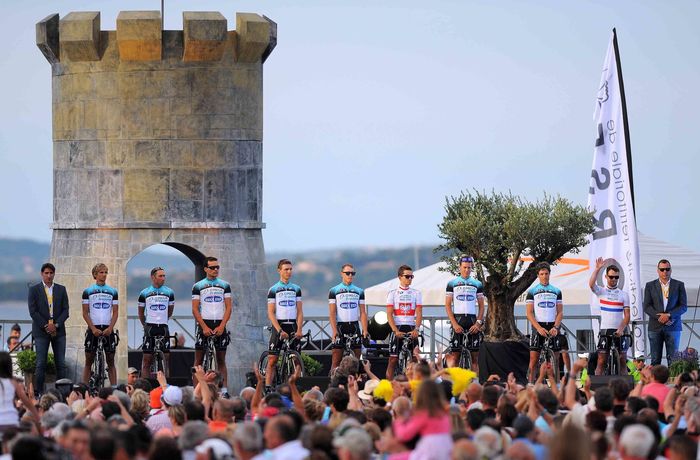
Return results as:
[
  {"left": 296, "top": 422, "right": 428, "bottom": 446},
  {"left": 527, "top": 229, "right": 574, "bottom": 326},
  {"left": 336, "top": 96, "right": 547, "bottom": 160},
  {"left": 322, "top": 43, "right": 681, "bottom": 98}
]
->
[
  {"left": 528, "top": 351, "right": 540, "bottom": 383},
  {"left": 194, "top": 349, "right": 204, "bottom": 366},
  {"left": 106, "top": 352, "right": 116, "bottom": 385},
  {"left": 619, "top": 352, "right": 628, "bottom": 375},
  {"left": 386, "top": 356, "right": 398, "bottom": 380},
  {"left": 216, "top": 350, "right": 227, "bottom": 388},
  {"left": 447, "top": 352, "right": 460, "bottom": 368},
  {"left": 596, "top": 352, "right": 607, "bottom": 375},
  {"left": 266, "top": 355, "right": 278, "bottom": 387},
  {"left": 330, "top": 349, "right": 343, "bottom": 376},
  {"left": 83, "top": 352, "right": 95, "bottom": 384},
  {"left": 561, "top": 349, "right": 571, "bottom": 373},
  {"left": 470, "top": 351, "right": 479, "bottom": 373},
  {"left": 141, "top": 354, "right": 153, "bottom": 380}
]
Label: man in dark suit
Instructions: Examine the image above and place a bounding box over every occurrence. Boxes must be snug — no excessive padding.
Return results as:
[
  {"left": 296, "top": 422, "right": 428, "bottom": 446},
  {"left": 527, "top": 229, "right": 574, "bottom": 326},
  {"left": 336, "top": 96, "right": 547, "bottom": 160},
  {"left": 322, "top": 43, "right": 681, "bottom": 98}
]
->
[
  {"left": 643, "top": 259, "right": 687, "bottom": 365},
  {"left": 27, "top": 262, "right": 69, "bottom": 395}
]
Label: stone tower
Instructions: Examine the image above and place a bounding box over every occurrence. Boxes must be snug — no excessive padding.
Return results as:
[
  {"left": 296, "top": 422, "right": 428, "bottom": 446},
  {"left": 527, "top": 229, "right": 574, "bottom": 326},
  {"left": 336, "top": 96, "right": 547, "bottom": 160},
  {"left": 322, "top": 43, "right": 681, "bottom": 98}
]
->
[{"left": 36, "top": 10, "right": 276, "bottom": 390}]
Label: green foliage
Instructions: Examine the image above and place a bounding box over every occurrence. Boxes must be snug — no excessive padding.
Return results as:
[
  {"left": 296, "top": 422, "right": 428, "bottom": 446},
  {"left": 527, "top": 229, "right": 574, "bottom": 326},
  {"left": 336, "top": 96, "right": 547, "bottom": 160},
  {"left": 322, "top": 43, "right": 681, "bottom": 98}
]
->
[
  {"left": 669, "top": 353, "right": 699, "bottom": 378},
  {"left": 437, "top": 190, "right": 593, "bottom": 340},
  {"left": 300, "top": 353, "right": 322, "bottom": 376},
  {"left": 437, "top": 190, "right": 593, "bottom": 292},
  {"left": 16, "top": 349, "right": 56, "bottom": 375}
]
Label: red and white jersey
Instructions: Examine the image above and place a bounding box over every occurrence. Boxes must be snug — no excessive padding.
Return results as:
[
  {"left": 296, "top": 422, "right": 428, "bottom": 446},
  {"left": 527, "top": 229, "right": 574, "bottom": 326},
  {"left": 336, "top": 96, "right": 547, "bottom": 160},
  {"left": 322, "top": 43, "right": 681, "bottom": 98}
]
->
[
  {"left": 387, "top": 286, "right": 422, "bottom": 326},
  {"left": 593, "top": 284, "right": 630, "bottom": 329}
]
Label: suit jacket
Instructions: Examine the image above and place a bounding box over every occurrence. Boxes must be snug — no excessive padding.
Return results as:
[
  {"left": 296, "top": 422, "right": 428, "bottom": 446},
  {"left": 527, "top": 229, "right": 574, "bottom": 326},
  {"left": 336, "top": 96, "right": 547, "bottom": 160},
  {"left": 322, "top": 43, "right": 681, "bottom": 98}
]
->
[
  {"left": 27, "top": 282, "right": 70, "bottom": 338},
  {"left": 643, "top": 278, "right": 687, "bottom": 332}
]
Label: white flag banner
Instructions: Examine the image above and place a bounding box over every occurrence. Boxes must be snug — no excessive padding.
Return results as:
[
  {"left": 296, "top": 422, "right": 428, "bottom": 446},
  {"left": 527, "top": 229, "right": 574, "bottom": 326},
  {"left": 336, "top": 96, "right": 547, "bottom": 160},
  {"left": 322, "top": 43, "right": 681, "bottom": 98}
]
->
[{"left": 587, "top": 30, "right": 644, "bottom": 358}]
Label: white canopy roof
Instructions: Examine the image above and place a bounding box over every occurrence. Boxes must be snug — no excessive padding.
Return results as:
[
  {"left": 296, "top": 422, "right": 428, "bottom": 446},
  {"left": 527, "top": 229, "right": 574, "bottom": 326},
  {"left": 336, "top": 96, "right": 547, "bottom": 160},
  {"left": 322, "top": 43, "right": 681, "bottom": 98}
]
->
[{"left": 365, "top": 233, "right": 700, "bottom": 307}]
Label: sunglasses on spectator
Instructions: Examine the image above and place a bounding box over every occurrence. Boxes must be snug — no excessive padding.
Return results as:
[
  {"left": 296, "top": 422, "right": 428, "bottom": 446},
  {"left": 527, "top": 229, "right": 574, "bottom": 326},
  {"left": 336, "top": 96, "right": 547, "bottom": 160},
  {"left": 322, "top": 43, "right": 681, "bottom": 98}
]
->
[{"left": 659, "top": 267, "right": 671, "bottom": 272}]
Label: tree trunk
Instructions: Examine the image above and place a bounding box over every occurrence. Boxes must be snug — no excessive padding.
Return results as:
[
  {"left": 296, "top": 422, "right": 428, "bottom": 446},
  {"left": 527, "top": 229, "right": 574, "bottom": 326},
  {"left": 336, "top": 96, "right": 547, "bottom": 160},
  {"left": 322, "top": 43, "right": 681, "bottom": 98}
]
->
[{"left": 484, "top": 290, "right": 524, "bottom": 342}]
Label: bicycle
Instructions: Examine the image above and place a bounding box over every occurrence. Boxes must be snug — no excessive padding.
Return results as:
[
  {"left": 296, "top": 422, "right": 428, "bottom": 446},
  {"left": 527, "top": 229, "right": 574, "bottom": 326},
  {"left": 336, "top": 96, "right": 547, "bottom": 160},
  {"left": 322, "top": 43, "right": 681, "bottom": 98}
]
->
[
  {"left": 537, "top": 333, "right": 558, "bottom": 381},
  {"left": 444, "top": 328, "right": 483, "bottom": 370},
  {"left": 604, "top": 332, "right": 629, "bottom": 376},
  {"left": 150, "top": 333, "right": 178, "bottom": 377},
  {"left": 341, "top": 332, "right": 363, "bottom": 359},
  {"left": 258, "top": 328, "right": 310, "bottom": 387},
  {"left": 88, "top": 330, "right": 119, "bottom": 394},
  {"left": 395, "top": 331, "right": 423, "bottom": 377},
  {"left": 202, "top": 334, "right": 217, "bottom": 373}
]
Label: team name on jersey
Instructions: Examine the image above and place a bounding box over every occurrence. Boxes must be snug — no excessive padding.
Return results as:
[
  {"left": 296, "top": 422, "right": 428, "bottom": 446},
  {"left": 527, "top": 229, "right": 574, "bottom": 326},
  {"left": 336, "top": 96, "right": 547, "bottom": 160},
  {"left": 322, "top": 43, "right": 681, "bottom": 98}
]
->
[
  {"left": 526, "top": 283, "right": 562, "bottom": 323},
  {"left": 82, "top": 284, "right": 118, "bottom": 326},
  {"left": 446, "top": 276, "right": 484, "bottom": 315},
  {"left": 329, "top": 283, "right": 365, "bottom": 322},
  {"left": 192, "top": 278, "right": 232, "bottom": 321},
  {"left": 268, "top": 281, "right": 302, "bottom": 321},
  {"left": 138, "top": 286, "right": 175, "bottom": 325}
]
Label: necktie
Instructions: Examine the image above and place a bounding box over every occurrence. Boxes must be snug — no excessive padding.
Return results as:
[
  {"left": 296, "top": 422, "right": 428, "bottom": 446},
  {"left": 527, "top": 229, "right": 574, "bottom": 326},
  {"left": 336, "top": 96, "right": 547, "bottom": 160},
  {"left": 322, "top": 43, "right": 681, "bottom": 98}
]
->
[{"left": 45, "top": 286, "right": 54, "bottom": 321}]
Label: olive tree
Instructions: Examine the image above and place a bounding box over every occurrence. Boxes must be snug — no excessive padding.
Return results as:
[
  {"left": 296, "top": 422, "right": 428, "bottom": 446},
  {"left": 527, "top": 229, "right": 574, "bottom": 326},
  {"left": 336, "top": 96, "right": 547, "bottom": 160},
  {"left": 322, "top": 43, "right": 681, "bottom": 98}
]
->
[{"left": 437, "top": 190, "right": 593, "bottom": 342}]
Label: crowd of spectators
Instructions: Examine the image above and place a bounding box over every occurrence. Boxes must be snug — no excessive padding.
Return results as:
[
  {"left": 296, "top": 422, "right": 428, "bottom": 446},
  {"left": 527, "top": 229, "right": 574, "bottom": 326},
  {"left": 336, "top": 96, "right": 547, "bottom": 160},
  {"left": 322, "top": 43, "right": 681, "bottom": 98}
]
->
[{"left": 1, "top": 349, "right": 699, "bottom": 460}]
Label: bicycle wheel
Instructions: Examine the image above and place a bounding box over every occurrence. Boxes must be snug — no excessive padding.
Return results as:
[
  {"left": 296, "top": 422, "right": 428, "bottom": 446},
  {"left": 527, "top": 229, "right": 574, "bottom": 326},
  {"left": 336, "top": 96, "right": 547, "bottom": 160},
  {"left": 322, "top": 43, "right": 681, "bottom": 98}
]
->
[
  {"left": 257, "top": 351, "right": 271, "bottom": 379},
  {"left": 280, "top": 350, "right": 306, "bottom": 383},
  {"left": 610, "top": 348, "right": 619, "bottom": 376},
  {"left": 203, "top": 342, "right": 216, "bottom": 373}
]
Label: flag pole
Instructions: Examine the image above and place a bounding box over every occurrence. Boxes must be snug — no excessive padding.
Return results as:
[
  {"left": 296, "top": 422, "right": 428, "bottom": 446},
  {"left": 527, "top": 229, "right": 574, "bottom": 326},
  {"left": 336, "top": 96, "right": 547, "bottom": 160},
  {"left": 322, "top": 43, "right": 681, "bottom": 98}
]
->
[{"left": 612, "top": 28, "right": 635, "bottom": 214}]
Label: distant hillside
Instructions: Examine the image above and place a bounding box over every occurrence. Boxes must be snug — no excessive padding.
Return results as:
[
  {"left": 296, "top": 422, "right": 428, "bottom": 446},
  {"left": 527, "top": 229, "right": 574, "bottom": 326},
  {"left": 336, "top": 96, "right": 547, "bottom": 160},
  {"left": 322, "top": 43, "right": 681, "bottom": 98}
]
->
[{"left": 0, "top": 238, "right": 444, "bottom": 302}]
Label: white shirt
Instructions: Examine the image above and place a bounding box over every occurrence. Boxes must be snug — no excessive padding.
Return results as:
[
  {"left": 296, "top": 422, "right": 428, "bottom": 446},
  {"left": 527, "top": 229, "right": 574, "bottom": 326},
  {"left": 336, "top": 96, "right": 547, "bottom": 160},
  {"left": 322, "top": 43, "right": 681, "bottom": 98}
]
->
[
  {"left": 266, "top": 440, "right": 309, "bottom": 459},
  {"left": 386, "top": 286, "right": 422, "bottom": 326},
  {"left": 593, "top": 284, "right": 630, "bottom": 330}
]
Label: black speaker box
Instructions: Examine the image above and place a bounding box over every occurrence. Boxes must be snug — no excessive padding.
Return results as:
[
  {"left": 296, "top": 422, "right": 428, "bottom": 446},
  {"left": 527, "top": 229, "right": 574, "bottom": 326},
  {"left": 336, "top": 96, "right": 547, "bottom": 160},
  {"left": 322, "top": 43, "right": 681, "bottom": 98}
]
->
[{"left": 588, "top": 374, "right": 634, "bottom": 390}]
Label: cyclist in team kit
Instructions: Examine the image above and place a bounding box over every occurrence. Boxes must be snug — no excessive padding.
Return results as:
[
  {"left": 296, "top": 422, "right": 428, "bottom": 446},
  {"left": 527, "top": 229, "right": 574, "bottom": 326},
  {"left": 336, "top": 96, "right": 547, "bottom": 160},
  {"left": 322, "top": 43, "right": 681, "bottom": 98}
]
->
[
  {"left": 526, "top": 262, "right": 564, "bottom": 383},
  {"left": 138, "top": 267, "right": 175, "bottom": 378},
  {"left": 445, "top": 256, "right": 485, "bottom": 372},
  {"left": 192, "top": 256, "right": 232, "bottom": 387},
  {"left": 265, "top": 259, "right": 303, "bottom": 391},
  {"left": 328, "top": 263, "right": 369, "bottom": 374},
  {"left": 590, "top": 257, "right": 631, "bottom": 375},
  {"left": 386, "top": 265, "right": 423, "bottom": 380},
  {"left": 81, "top": 263, "right": 119, "bottom": 386}
]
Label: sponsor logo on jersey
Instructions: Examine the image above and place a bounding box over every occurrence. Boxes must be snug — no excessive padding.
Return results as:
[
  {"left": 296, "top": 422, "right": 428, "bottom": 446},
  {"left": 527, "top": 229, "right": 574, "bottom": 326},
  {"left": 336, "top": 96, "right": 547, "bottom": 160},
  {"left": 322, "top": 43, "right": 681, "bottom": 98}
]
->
[
  {"left": 456, "top": 294, "right": 467, "bottom": 301},
  {"left": 279, "top": 300, "right": 296, "bottom": 307},
  {"left": 339, "top": 302, "right": 357, "bottom": 310},
  {"left": 203, "top": 295, "right": 224, "bottom": 303},
  {"left": 538, "top": 301, "right": 556, "bottom": 308},
  {"left": 95, "top": 302, "right": 111, "bottom": 309},
  {"left": 150, "top": 303, "right": 167, "bottom": 311}
]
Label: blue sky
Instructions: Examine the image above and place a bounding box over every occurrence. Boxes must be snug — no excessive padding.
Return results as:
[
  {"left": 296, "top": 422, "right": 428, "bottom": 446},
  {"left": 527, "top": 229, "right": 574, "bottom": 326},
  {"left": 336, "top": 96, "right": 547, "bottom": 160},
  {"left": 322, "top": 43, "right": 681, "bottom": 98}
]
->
[{"left": 0, "top": 0, "right": 698, "bottom": 253}]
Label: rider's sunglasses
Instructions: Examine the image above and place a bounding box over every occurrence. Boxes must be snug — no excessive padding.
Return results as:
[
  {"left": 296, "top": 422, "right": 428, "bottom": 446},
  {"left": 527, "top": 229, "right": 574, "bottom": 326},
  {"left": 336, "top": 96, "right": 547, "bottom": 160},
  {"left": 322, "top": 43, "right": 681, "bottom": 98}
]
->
[
  {"left": 342, "top": 271, "right": 356, "bottom": 276},
  {"left": 460, "top": 257, "right": 474, "bottom": 263},
  {"left": 402, "top": 275, "right": 414, "bottom": 279},
  {"left": 607, "top": 275, "right": 619, "bottom": 279},
  {"left": 206, "top": 265, "right": 220, "bottom": 270},
  {"left": 659, "top": 267, "right": 671, "bottom": 272}
]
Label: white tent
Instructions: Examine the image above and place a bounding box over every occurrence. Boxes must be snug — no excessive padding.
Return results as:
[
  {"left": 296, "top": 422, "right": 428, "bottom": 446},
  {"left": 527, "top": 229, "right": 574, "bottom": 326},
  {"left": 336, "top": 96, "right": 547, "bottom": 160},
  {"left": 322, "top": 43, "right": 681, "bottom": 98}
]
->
[{"left": 365, "top": 233, "right": 700, "bottom": 308}]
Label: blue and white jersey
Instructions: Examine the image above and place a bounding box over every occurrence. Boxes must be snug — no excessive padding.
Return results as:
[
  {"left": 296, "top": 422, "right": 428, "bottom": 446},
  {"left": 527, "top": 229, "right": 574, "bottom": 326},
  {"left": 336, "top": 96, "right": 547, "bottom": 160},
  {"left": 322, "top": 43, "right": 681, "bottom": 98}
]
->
[
  {"left": 82, "top": 283, "right": 118, "bottom": 326},
  {"left": 525, "top": 283, "right": 563, "bottom": 323},
  {"left": 328, "top": 283, "right": 365, "bottom": 322},
  {"left": 192, "top": 277, "right": 232, "bottom": 321},
  {"left": 138, "top": 285, "right": 175, "bottom": 325},
  {"left": 446, "top": 276, "right": 484, "bottom": 315},
  {"left": 267, "top": 281, "right": 302, "bottom": 321}
]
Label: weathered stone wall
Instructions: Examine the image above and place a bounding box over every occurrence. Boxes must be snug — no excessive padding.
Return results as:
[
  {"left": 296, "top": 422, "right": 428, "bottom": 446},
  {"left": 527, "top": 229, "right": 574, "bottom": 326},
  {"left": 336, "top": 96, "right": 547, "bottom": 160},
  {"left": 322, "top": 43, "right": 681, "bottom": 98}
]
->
[{"left": 37, "top": 11, "right": 276, "bottom": 391}]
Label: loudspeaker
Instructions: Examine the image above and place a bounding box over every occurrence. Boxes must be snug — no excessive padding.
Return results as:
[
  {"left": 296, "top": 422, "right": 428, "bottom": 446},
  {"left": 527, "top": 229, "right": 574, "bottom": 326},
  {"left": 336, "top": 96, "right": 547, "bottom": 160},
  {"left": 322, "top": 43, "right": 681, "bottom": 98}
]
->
[
  {"left": 588, "top": 374, "right": 634, "bottom": 390},
  {"left": 296, "top": 376, "right": 331, "bottom": 392}
]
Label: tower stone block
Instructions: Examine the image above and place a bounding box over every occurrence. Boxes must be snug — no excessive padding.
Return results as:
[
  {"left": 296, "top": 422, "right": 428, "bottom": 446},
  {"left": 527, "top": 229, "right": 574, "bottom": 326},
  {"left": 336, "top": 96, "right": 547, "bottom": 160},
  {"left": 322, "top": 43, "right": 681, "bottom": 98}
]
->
[
  {"left": 116, "top": 11, "right": 162, "bottom": 61},
  {"left": 59, "top": 12, "right": 101, "bottom": 61},
  {"left": 183, "top": 12, "right": 227, "bottom": 62},
  {"left": 37, "top": 10, "right": 275, "bottom": 391}
]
